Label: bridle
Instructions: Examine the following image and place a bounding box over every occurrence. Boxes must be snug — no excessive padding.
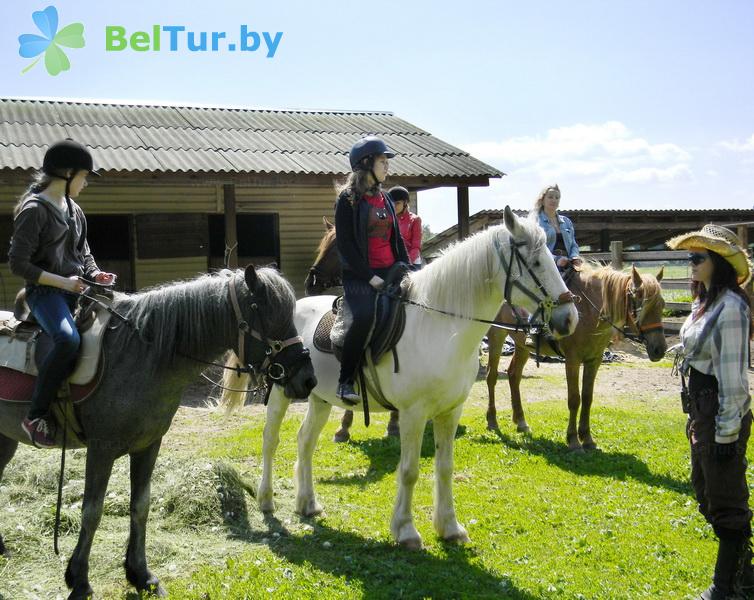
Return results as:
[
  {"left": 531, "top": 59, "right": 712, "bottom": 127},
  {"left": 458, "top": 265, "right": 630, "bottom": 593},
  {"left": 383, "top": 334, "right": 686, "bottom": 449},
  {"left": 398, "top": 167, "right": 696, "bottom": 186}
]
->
[
  {"left": 624, "top": 285, "right": 664, "bottom": 343},
  {"left": 226, "top": 275, "right": 310, "bottom": 384},
  {"left": 307, "top": 264, "right": 342, "bottom": 293},
  {"left": 494, "top": 236, "right": 575, "bottom": 336},
  {"left": 579, "top": 280, "right": 664, "bottom": 344}
]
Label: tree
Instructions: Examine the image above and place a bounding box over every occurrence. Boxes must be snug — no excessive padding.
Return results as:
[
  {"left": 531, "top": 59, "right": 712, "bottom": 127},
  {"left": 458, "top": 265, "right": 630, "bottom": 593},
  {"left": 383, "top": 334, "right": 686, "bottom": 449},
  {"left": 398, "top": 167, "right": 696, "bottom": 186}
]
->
[{"left": 422, "top": 222, "right": 435, "bottom": 243}]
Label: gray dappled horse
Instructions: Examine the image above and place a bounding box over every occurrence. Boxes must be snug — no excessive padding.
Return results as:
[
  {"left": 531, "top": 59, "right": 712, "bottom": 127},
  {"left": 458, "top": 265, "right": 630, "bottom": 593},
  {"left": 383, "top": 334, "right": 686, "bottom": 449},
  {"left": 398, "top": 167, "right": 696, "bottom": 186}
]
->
[{"left": 0, "top": 266, "right": 316, "bottom": 599}]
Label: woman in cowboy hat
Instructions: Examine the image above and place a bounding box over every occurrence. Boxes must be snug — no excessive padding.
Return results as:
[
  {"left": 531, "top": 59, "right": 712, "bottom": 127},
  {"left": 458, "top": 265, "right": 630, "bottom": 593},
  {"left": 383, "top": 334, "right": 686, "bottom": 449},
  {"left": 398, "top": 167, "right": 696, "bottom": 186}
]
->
[
  {"left": 667, "top": 224, "right": 753, "bottom": 599},
  {"left": 8, "top": 140, "right": 116, "bottom": 448}
]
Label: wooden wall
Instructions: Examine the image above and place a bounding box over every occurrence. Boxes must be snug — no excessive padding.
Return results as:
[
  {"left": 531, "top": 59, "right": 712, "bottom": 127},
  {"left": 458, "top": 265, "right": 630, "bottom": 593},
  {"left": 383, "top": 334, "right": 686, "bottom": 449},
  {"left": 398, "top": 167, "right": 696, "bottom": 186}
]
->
[{"left": 0, "top": 179, "right": 336, "bottom": 307}]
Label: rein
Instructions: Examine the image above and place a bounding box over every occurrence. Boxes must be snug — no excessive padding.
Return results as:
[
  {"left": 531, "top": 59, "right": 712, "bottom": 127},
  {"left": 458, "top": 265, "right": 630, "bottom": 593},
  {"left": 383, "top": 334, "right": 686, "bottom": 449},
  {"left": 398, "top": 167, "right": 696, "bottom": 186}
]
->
[
  {"left": 379, "top": 235, "right": 575, "bottom": 334},
  {"left": 580, "top": 280, "right": 663, "bottom": 343}
]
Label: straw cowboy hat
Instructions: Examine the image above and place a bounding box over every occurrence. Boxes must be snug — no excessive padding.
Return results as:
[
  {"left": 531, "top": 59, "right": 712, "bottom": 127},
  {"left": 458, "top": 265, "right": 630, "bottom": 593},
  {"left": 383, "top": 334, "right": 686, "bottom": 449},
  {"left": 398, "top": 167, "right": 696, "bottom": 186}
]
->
[{"left": 667, "top": 224, "right": 752, "bottom": 285}]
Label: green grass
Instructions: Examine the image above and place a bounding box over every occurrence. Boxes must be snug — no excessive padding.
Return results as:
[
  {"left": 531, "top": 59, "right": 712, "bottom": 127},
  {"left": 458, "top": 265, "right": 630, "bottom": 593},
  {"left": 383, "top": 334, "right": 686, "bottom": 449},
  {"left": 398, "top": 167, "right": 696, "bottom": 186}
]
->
[{"left": 0, "top": 384, "right": 743, "bottom": 599}]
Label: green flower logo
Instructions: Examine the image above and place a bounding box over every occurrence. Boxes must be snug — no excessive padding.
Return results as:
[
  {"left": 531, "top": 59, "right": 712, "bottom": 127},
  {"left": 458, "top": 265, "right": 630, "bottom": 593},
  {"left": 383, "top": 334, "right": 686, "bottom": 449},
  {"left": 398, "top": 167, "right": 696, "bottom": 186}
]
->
[{"left": 18, "top": 6, "right": 85, "bottom": 76}]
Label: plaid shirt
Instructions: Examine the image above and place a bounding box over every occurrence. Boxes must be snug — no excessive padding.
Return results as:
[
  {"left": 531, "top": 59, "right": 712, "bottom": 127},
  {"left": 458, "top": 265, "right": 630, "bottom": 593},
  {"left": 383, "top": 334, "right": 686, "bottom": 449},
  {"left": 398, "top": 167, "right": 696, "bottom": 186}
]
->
[{"left": 680, "top": 289, "right": 751, "bottom": 443}]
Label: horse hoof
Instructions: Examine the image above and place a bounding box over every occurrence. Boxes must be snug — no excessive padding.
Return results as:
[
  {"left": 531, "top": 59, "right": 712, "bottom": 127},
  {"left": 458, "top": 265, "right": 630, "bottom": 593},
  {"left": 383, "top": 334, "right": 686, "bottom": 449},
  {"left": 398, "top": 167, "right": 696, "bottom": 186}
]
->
[
  {"left": 67, "top": 585, "right": 94, "bottom": 600},
  {"left": 297, "top": 500, "right": 323, "bottom": 518},
  {"left": 568, "top": 445, "right": 585, "bottom": 454},
  {"left": 443, "top": 527, "right": 470, "bottom": 544},
  {"left": 399, "top": 536, "right": 423, "bottom": 550},
  {"left": 143, "top": 580, "right": 167, "bottom": 597},
  {"left": 581, "top": 442, "right": 598, "bottom": 451},
  {"left": 486, "top": 420, "right": 499, "bottom": 431},
  {"left": 333, "top": 430, "right": 350, "bottom": 443},
  {"left": 516, "top": 422, "right": 531, "bottom": 434},
  {"left": 258, "top": 498, "right": 276, "bottom": 513}
]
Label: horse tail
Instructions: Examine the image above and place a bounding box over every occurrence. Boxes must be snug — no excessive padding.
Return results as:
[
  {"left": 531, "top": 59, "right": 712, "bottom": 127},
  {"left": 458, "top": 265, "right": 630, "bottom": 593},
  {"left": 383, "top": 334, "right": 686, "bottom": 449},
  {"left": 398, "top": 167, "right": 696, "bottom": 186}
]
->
[{"left": 218, "top": 351, "right": 252, "bottom": 414}]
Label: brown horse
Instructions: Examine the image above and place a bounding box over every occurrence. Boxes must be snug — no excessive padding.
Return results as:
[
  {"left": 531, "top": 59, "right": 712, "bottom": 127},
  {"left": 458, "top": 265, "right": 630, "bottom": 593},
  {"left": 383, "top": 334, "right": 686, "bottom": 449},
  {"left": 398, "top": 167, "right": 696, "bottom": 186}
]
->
[
  {"left": 485, "top": 264, "right": 666, "bottom": 450},
  {"left": 304, "top": 217, "right": 399, "bottom": 442}
]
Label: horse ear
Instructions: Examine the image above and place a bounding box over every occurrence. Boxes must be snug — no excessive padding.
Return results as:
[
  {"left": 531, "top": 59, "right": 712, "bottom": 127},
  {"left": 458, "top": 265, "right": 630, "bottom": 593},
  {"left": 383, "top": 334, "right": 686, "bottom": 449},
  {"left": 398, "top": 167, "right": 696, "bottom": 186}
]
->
[
  {"left": 656, "top": 265, "right": 664, "bottom": 282},
  {"left": 323, "top": 216, "right": 334, "bottom": 231},
  {"left": 631, "top": 264, "right": 643, "bottom": 289},
  {"left": 503, "top": 205, "right": 522, "bottom": 237},
  {"left": 244, "top": 264, "right": 261, "bottom": 293}
]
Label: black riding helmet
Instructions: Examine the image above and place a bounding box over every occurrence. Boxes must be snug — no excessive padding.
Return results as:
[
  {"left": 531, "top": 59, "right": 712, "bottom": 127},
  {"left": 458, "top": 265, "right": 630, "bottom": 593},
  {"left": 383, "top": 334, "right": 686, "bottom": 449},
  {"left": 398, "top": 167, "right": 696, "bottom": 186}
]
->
[
  {"left": 388, "top": 186, "right": 410, "bottom": 203},
  {"left": 349, "top": 136, "right": 395, "bottom": 171},
  {"left": 42, "top": 139, "right": 100, "bottom": 178}
]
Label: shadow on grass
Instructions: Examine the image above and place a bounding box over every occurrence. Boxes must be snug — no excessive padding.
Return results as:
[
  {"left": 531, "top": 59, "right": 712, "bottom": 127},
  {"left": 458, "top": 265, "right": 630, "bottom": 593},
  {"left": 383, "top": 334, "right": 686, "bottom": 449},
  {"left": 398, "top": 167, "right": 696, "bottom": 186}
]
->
[
  {"left": 320, "top": 424, "right": 468, "bottom": 487},
  {"left": 486, "top": 429, "right": 691, "bottom": 494},
  {"left": 227, "top": 513, "right": 538, "bottom": 599}
]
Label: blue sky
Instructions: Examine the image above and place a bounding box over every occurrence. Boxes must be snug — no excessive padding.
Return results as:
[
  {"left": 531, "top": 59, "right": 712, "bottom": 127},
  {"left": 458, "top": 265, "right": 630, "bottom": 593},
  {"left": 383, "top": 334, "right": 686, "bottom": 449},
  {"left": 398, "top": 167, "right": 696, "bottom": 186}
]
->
[{"left": 1, "top": 0, "right": 753, "bottom": 233}]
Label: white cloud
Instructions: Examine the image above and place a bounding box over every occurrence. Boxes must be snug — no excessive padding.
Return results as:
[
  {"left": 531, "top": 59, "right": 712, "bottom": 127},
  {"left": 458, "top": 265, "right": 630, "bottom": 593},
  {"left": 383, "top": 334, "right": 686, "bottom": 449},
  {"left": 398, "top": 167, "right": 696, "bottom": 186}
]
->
[
  {"left": 719, "top": 134, "right": 754, "bottom": 153},
  {"left": 461, "top": 121, "right": 692, "bottom": 187}
]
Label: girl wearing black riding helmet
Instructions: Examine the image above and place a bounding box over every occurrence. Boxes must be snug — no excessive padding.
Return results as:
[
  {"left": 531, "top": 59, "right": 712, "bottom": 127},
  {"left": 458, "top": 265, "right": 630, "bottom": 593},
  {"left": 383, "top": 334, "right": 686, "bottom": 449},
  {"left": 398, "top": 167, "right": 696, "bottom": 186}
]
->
[
  {"left": 334, "top": 136, "right": 408, "bottom": 402},
  {"left": 8, "top": 139, "right": 116, "bottom": 448}
]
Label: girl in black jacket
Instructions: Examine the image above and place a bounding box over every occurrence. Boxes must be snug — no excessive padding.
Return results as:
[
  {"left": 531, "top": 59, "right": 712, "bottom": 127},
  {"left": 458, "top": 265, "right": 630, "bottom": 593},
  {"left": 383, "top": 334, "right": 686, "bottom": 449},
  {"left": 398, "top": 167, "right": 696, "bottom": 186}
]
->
[{"left": 334, "top": 136, "right": 408, "bottom": 401}]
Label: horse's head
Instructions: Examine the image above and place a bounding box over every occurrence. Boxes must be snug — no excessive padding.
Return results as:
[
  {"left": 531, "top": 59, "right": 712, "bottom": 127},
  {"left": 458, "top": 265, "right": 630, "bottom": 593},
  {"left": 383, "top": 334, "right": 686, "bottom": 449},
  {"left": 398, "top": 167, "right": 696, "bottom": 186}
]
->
[
  {"left": 304, "top": 218, "right": 341, "bottom": 296},
  {"left": 626, "top": 265, "right": 667, "bottom": 361},
  {"left": 233, "top": 265, "right": 317, "bottom": 399},
  {"left": 500, "top": 206, "right": 579, "bottom": 338}
]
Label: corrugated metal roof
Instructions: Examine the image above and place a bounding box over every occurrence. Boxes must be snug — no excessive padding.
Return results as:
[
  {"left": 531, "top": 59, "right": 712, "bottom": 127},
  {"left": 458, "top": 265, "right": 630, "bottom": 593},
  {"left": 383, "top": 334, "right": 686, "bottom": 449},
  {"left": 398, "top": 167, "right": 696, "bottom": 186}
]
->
[{"left": 0, "top": 98, "right": 504, "bottom": 179}]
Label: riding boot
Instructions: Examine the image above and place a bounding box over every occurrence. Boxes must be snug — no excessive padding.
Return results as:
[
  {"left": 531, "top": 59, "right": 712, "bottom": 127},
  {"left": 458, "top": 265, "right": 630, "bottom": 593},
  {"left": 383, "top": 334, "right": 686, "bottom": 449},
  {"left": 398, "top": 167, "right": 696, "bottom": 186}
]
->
[
  {"left": 700, "top": 530, "right": 747, "bottom": 599},
  {"left": 738, "top": 537, "right": 754, "bottom": 597}
]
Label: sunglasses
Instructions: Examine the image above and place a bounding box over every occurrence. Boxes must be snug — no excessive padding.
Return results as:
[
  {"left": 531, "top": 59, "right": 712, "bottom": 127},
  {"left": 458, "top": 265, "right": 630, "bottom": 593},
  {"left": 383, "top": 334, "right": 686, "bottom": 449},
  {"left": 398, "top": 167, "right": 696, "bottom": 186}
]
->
[{"left": 688, "top": 252, "right": 709, "bottom": 266}]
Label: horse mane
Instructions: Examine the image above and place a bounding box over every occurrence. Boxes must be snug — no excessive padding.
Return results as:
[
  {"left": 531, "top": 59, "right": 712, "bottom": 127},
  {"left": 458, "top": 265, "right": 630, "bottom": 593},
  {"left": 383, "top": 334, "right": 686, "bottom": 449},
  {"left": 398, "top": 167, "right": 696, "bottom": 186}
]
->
[
  {"left": 108, "top": 268, "right": 296, "bottom": 371},
  {"left": 314, "top": 228, "right": 336, "bottom": 264},
  {"left": 407, "top": 220, "right": 546, "bottom": 320},
  {"left": 578, "top": 263, "right": 662, "bottom": 324}
]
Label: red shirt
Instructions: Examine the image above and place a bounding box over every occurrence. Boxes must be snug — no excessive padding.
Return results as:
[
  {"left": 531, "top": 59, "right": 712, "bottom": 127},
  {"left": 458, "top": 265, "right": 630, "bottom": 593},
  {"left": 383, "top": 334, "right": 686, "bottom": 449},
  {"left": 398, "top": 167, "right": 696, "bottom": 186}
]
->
[
  {"left": 364, "top": 193, "right": 395, "bottom": 268},
  {"left": 397, "top": 210, "right": 422, "bottom": 264}
]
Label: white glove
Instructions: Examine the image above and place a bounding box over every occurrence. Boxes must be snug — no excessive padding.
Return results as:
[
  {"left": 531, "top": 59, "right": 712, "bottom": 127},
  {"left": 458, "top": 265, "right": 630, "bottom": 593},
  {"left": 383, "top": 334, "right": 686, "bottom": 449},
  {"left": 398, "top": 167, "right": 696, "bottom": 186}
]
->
[{"left": 369, "top": 275, "right": 385, "bottom": 290}]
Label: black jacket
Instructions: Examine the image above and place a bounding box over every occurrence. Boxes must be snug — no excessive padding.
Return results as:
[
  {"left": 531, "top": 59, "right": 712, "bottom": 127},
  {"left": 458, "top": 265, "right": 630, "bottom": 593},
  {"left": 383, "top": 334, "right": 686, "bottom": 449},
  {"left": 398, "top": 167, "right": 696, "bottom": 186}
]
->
[
  {"left": 334, "top": 190, "right": 408, "bottom": 281},
  {"left": 9, "top": 196, "right": 100, "bottom": 284}
]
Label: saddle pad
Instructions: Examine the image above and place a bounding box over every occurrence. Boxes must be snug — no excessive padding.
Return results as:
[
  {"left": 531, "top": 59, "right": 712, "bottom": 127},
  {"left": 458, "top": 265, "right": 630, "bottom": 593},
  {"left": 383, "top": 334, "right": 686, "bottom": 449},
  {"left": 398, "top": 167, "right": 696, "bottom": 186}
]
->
[
  {"left": 314, "top": 309, "right": 336, "bottom": 354},
  {"left": 0, "top": 303, "right": 112, "bottom": 386},
  {"left": 0, "top": 365, "right": 101, "bottom": 405}
]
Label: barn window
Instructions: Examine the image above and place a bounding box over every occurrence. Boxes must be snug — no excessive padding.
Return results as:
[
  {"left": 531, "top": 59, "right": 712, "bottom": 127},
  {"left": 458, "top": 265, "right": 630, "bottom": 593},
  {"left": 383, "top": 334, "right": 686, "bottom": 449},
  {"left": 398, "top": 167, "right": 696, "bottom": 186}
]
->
[{"left": 209, "top": 213, "right": 280, "bottom": 269}]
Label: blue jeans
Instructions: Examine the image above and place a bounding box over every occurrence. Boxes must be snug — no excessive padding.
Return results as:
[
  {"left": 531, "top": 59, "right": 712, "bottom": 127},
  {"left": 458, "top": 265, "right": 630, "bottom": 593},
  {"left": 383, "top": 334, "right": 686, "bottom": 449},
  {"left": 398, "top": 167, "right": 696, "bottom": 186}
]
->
[
  {"left": 339, "top": 268, "right": 390, "bottom": 384},
  {"left": 26, "top": 286, "right": 80, "bottom": 420}
]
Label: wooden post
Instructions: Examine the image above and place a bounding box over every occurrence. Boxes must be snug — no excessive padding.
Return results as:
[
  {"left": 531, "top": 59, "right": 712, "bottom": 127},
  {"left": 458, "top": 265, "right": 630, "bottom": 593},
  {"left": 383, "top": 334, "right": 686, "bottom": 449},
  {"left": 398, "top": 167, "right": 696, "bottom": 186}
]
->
[
  {"left": 223, "top": 184, "right": 238, "bottom": 269},
  {"left": 738, "top": 225, "right": 753, "bottom": 300},
  {"left": 600, "top": 229, "right": 611, "bottom": 252},
  {"left": 457, "top": 186, "right": 469, "bottom": 240},
  {"left": 610, "top": 240, "right": 623, "bottom": 270}
]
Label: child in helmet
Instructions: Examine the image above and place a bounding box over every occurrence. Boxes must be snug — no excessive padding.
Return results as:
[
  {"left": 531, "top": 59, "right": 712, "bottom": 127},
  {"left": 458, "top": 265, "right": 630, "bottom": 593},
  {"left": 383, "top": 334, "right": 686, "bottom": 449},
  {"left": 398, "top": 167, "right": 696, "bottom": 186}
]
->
[
  {"left": 334, "top": 136, "right": 408, "bottom": 402},
  {"left": 8, "top": 139, "right": 116, "bottom": 448},
  {"left": 388, "top": 186, "right": 423, "bottom": 269}
]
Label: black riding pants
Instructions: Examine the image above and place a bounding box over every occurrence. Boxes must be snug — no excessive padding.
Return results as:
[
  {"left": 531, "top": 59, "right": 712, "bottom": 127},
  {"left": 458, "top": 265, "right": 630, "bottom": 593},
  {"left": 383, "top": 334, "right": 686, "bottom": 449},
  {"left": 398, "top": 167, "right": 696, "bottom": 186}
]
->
[
  {"left": 339, "top": 269, "right": 390, "bottom": 384},
  {"left": 687, "top": 367, "right": 753, "bottom": 534}
]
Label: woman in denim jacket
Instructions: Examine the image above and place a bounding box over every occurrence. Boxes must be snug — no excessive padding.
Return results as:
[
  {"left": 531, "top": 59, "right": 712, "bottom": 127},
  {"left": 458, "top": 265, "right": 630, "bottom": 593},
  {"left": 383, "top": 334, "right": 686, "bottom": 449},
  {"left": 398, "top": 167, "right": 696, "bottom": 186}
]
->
[{"left": 529, "top": 184, "right": 581, "bottom": 269}]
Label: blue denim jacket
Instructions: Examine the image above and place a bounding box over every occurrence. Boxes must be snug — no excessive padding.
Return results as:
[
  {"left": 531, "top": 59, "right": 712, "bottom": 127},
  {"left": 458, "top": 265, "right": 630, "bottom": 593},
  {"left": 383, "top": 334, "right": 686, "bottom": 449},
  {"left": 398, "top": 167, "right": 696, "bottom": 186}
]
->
[{"left": 537, "top": 211, "right": 580, "bottom": 260}]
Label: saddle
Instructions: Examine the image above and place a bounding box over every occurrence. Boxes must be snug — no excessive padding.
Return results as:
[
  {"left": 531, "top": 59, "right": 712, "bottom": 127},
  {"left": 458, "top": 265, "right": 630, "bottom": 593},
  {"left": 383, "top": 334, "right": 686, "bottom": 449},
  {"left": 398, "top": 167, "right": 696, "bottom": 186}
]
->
[
  {"left": 0, "top": 290, "right": 113, "bottom": 445},
  {"left": 313, "top": 263, "right": 410, "bottom": 421},
  {"left": 315, "top": 262, "right": 409, "bottom": 367}
]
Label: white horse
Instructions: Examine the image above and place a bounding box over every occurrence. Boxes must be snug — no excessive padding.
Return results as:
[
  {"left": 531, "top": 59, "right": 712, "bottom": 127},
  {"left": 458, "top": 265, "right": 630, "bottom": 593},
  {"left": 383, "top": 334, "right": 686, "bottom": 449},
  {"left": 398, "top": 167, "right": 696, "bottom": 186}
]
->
[{"left": 224, "top": 207, "right": 578, "bottom": 548}]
